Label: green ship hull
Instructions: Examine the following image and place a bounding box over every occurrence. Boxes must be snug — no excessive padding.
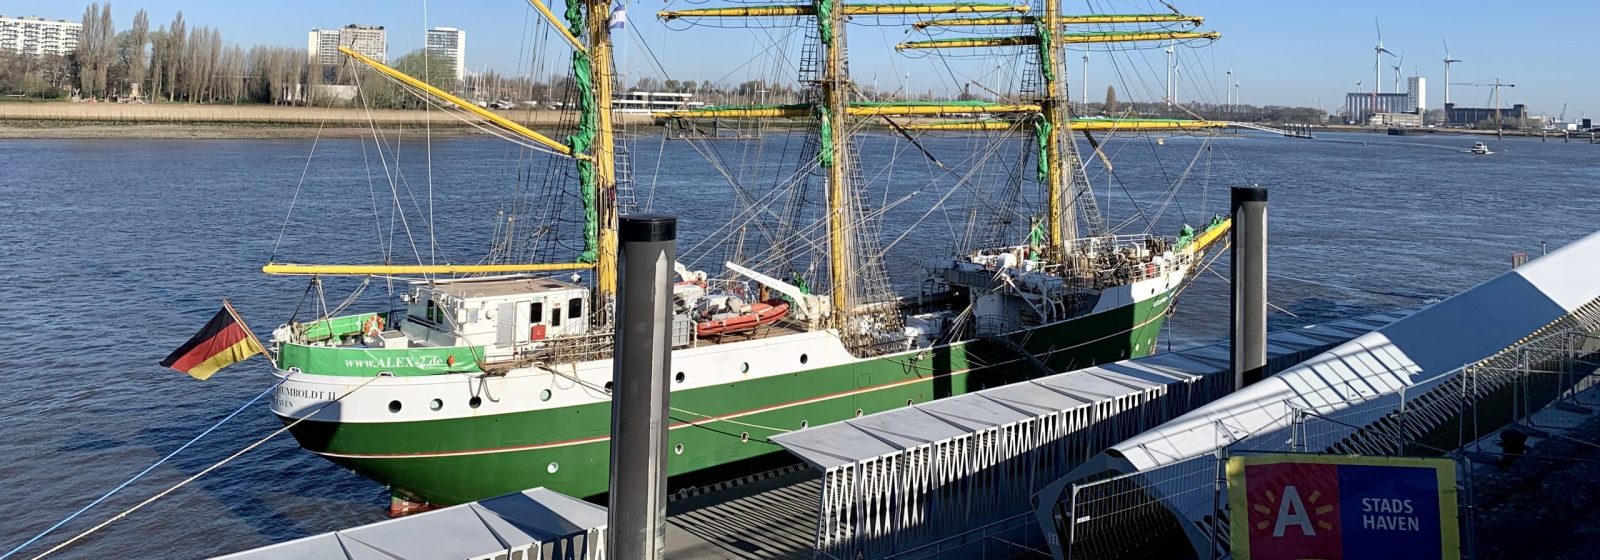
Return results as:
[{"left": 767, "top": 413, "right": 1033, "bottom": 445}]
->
[{"left": 281, "top": 288, "right": 1172, "bottom": 505}]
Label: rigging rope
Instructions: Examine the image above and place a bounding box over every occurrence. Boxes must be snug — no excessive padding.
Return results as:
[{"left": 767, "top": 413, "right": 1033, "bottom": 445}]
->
[
  {"left": 23, "top": 376, "right": 383, "bottom": 560},
  {"left": 269, "top": 123, "right": 326, "bottom": 263},
  {"left": 1, "top": 379, "right": 286, "bottom": 560}
]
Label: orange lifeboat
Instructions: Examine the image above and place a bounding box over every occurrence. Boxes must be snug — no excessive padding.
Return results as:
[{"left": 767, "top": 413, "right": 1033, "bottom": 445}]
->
[{"left": 697, "top": 299, "right": 790, "bottom": 337}]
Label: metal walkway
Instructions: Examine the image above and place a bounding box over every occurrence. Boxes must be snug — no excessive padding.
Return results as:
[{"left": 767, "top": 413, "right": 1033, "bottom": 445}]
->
[{"left": 767, "top": 309, "right": 1413, "bottom": 559}]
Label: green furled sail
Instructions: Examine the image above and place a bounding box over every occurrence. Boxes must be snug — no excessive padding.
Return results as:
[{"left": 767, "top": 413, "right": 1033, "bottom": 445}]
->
[{"left": 567, "top": 0, "right": 600, "bottom": 263}]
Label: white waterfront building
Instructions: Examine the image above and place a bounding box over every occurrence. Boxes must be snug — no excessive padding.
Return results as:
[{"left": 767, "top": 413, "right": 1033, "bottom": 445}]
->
[
  {"left": 425, "top": 27, "right": 465, "bottom": 82},
  {"left": 308, "top": 24, "right": 387, "bottom": 66},
  {"left": 0, "top": 14, "right": 81, "bottom": 57}
]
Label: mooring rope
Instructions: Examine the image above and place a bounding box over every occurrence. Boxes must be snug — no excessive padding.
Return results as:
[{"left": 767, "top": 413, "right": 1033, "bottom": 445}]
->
[
  {"left": 14, "top": 375, "right": 381, "bottom": 560},
  {"left": 0, "top": 379, "right": 285, "bottom": 560}
]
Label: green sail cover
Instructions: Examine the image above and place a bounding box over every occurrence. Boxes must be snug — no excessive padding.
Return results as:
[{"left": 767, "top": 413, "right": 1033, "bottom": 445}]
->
[
  {"left": 815, "top": 103, "right": 834, "bottom": 167},
  {"left": 278, "top": 343, "right": 483, "bottom": 377},
  {"left": 815, "top": 0, "right": 834, "bottom": 43},
  {"left": 1175, "top": 223, "right": 1196, "bottom": 249},
  {"left": 1034, "top": 20, "right": 1055, "bottom": 83},
  {"left": 566, "top": 0, "right": 599, "bottom": 263},
  {"left": 1033, "top": 113, "right": 1050, "bottom": 183}
]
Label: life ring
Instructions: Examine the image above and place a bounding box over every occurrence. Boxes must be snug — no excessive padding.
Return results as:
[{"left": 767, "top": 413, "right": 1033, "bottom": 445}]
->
[{"left": 363, "top": 315, "right": 386, "bottom": 338}]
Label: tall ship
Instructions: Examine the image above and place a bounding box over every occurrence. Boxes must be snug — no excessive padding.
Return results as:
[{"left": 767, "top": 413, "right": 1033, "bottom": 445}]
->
[{"left": 256, "top": 0, "right": 1233, "bottom": 511}]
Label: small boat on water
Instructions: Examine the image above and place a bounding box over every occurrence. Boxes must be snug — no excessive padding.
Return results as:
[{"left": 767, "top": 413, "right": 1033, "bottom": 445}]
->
[{"left": 1469, "top": 141, "right": 1494, "bottom": 155}]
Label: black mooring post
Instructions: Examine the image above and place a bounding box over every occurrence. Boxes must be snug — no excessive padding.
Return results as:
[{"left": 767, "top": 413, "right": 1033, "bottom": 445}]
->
[
  {"left": 1231, "top": 186, "right": 1268, "bottom": 390},
  {"left": 608, "top": 214, "right": 676, "bottom": 560}
]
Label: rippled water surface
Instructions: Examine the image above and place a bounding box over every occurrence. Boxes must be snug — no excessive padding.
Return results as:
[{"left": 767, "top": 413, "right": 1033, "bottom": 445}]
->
[{"left": 2, "top": 131, "right": 1596, "bottom": 558}]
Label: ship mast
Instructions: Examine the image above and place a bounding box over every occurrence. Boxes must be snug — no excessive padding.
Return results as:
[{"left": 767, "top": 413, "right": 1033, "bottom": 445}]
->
[
  {"left": 583, "top": 0, "right": 621, "bottom": 316},
  {"left": 658, "top": 2, "right": 1032, "bottom": 323},
  {"left": 819, "top": 0, "right": 851, "bottom": 317},
  {"left": 896, "top": 15, "right": 1218, "bottom": 253},
  {"left": 1039, "top": 0, "right": 1072, "bottom": 250}
]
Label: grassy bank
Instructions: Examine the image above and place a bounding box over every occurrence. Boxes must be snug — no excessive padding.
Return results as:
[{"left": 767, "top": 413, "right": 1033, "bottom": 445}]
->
[{"left": 0, "top": 101, "right": 654, "bottom": 139}]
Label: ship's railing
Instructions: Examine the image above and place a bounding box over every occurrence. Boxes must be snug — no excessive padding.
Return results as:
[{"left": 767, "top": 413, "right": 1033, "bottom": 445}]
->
[{"left": 539, "top": 329, "right": 617, "bottom": 366}]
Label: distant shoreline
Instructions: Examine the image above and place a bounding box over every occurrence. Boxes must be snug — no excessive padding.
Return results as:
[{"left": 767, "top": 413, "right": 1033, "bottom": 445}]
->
[{"left": 0, "top": 102, "right": 654, "bottom": 139}]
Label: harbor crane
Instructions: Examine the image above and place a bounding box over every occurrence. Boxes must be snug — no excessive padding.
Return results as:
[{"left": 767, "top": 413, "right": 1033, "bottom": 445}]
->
[{"left": 1451, "top": 79, "right": 1517, "bottom": 129}]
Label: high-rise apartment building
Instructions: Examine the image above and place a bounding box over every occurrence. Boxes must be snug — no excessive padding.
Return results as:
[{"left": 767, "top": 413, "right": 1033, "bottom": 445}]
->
[
  {"left": 308, "top": 24, "right": 387, "bottom": 66},
  {"left": 425, "top": 27, "right": 466, "bottom": 82},
  {"left": 0, "top": 14, "right": 82, "bottom": 57}
]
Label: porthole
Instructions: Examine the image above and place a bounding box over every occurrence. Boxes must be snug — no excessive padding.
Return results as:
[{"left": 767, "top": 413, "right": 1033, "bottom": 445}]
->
[
  {"left": 429, "top": 399, "right": 443, "bottom": 411},
  {"left": 540, "top": 389, "right": 552, "bottom": 401},
  {"left": 674, "top": 444, "right": 685, "bottom": 455},
  {"left": 800, "top": 420, "right": 809, "bottom": 429},
  {"left": 674, "top": 372, "right": 685, "bottom": 384},
  {"left": 469, "top": 396, "right": 482, "bottom": 409},
  {"left": 388, "top": 400, "right": 402, "bottom": 413},
  {"left": 855, "top": 408, "right": 863, "bottom": 418},
  {"left": 604, "top": 381, "right": 614, "bottom": 392},
  {"left": 740, "top": 432, "right": 750, "bottom": 443},
  {"left": 799, "top": 354, "right": 809, "bottom": 365},
  {"left": 547, "top": 462, "right": 559, "bottom": 474},
  {"left": 740, "top": 362, "right": 750, "bottom": 374}
]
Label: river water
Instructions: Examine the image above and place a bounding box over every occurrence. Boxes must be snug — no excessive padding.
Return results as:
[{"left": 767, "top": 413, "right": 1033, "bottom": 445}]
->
[{"left": 1, "top": 131, "right": 1596, "bottom": 558}]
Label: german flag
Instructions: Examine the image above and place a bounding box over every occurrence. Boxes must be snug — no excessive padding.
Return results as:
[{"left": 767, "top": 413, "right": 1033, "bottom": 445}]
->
[{"left": 161, "top": 302, "right": 265, "bottom": 380}]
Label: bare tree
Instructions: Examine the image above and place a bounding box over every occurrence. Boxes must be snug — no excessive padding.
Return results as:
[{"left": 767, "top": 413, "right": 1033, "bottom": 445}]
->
[
  {"left": 148, "top": 26, "right": 166, "bottom": 100},
  {"left": 98, "top": 3, "right": 114, "bottom": 94},
  {"left": 123, "top": 9, "right": 148, "bottom": 97},
  {"left": 165, "top": 11, "right": 185, "bottom": 101},
  {"left": 76, "top": 3, "right": 104, "bottom": 97}
]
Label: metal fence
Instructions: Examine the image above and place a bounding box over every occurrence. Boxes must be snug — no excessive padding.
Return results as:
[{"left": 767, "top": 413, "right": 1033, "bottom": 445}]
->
[
  {"left": 799, "top": 313, "right": 1396, "bottom": 559},
  {"left": 1055, "top": 310, "right": 1600, "bottom": 560},
  {"left": 814, "top": 375, "right": 1233, "bottom": 560}
]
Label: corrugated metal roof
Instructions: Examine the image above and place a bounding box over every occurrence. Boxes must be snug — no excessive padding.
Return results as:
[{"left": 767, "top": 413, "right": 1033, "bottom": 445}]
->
[
  {"left": 212, "top": 488, "right": 606, "bottom": 560},
  {"left": 1110, "top": 229, "right": 1600, "bottom": 472},
  {"left": 771, "top": 308, "right": 1412, "bottom": 470}
]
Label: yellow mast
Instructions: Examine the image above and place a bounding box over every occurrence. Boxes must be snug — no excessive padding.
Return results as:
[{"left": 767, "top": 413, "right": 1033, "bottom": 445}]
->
[
  {"left": 901, "top": 118, "right": 1231, "bottom": 131},
  {"left": 896, "top": 30, "right": 1220, "bottom": 49},
  {"left": 661, "top": 3, "right": 1028, "bottom": 19},
  {"left": 334, "top": 46, "right": 580, "bottom": 158},
  {"left": 912, "top": 13, "right": 1204, "bottom": 28},
  {"left": 653, "top": 102, "right": 1042, "bottom": 119},
  {"left": 263, "top": 263, "right": 594, "bottom": 275},
  {"left": 821, "top": 0, "right": 850, "bottom": 318},
  {"left": 587, "top": 0, "right": 620, "bottom": 306},
  {"left": 1041, "top": 0, "right": 1070, "bottom": 249}
]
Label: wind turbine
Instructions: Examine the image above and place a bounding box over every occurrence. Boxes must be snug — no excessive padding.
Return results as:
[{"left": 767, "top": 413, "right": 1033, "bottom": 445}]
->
[
  {"left": 1392, "top": 51, "right": 1405, "bottom": 93},
  {"left": 1442, "top": 37, "right": 1462, "bottom": 106},
  {"left": 1226, "top": 67, "right": 1234, "bottom": 112},
  {"left": 1082, "top": 53, "right": 1089, "bottom": 108},
  {"left": 1373, "top": 19, "right": 1395, "bottom": 95},
  {"left": 1165, "top": 42, "right": 1175, "bottom": 105}
]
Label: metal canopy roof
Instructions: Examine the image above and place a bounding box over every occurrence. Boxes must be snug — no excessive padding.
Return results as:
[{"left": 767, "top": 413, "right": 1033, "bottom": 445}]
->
[
  {"left": 771, "top": 309, "right": 1414, "bottom": 471},
  {"left": 1109, "top": 229, "right": 1600, "bottom": 473},
  {"left": 213, "top": 488, "right": 606, "bottom": 560}
]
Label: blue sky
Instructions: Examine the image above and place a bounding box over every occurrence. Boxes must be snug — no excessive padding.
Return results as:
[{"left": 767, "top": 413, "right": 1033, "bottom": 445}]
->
[{"left": 5, "top": 0, "right": 1593, "bottom": 119}]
